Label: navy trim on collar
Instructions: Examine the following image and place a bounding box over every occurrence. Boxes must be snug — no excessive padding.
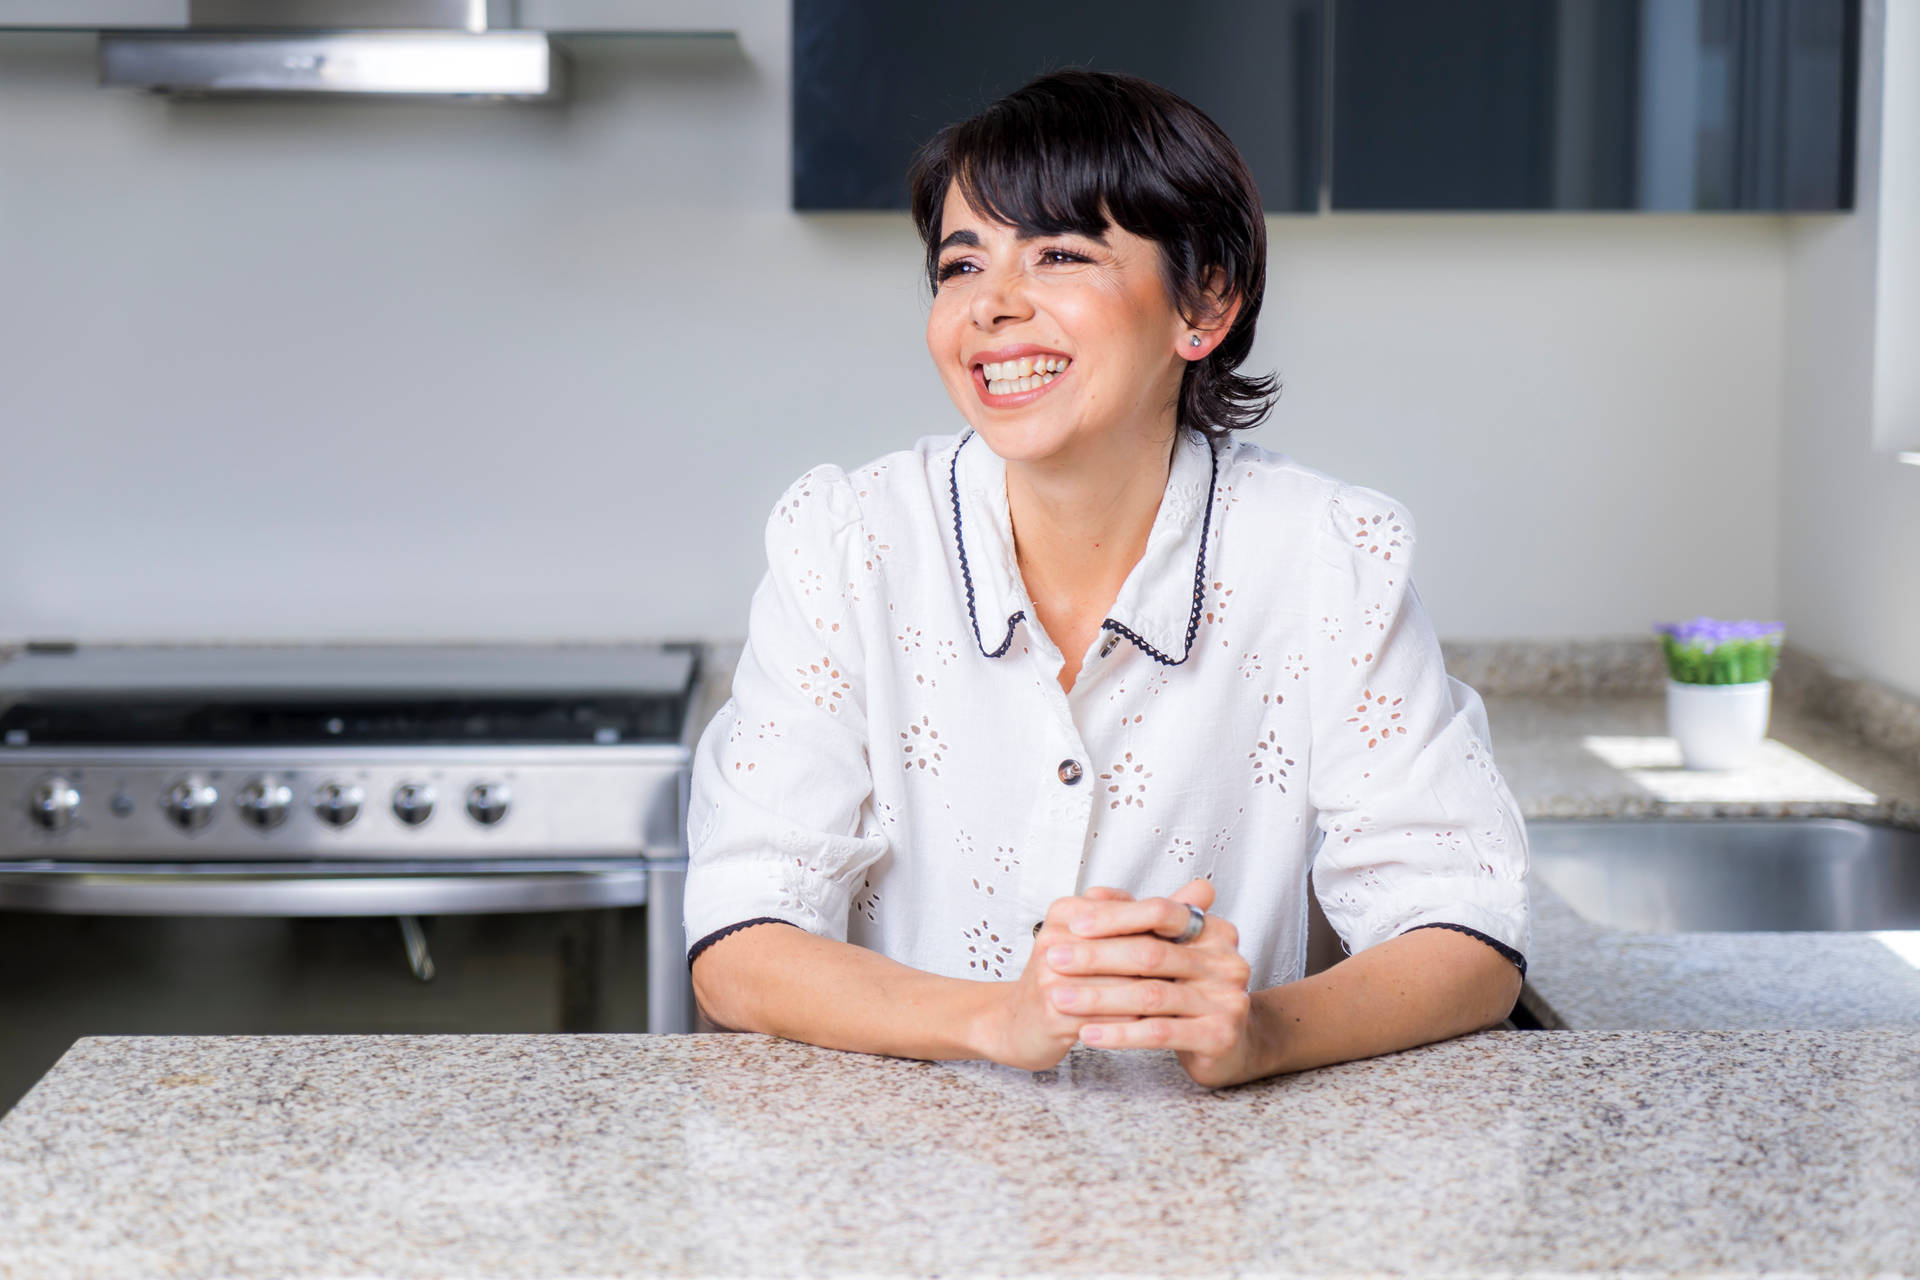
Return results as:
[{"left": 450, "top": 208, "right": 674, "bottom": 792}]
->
[
  {"left": 948, "top": 431, "right": 1220, "bottom": 666},
  {"left": 948, "top": 435, "right": 1028, "bottom": 658}
]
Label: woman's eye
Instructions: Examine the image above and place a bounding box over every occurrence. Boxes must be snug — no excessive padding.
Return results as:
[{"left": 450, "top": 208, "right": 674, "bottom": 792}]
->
[
  {"left": 936, "top": 259, "right": 975, "bottom": 283},
  {"left": 1039, "top": 248, "right": 1085, "bottom": 265}
]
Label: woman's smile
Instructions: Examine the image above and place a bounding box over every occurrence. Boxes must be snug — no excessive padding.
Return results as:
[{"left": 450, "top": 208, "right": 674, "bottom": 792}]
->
[{"left": 972, "top": 345, "right": 1074, "bottom": 405}]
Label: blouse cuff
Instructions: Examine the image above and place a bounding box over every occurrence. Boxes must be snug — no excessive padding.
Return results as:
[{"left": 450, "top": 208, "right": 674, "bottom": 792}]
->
[
  {"left": 687, "top": 917, "right": 798, "bottom": 967},
  {"left": 1400, "top": 921, "right": 1528, "bottom": 977}
]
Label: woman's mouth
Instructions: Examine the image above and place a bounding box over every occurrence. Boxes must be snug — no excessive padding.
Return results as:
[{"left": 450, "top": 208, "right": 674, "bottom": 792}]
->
[{"left": 973, "top": 355, "right": 1071, "bottom": 405}]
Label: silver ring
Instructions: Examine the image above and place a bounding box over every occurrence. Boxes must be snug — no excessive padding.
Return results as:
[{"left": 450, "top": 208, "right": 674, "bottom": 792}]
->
[{"left": 1173, "top": 903, "right": 1206, "bottom": 944}]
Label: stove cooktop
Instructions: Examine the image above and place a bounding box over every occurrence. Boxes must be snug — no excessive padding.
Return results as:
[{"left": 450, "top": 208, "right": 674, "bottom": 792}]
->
[
  {"left": 0, "top": 644, "right": 700, "bottom": 747},
  {"left": 0, "top": 644, "right": 704, "bottom": 861}
]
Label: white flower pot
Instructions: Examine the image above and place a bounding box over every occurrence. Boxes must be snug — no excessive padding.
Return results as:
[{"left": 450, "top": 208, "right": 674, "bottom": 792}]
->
[{"left": 1666, "top": 678, "right": 1771, "bottom": 770}]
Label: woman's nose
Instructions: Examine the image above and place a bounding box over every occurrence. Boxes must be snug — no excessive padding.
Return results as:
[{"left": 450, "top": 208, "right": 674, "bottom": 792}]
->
[{"left": 968, "top": 261, "right": 1032, "bottom": 329}]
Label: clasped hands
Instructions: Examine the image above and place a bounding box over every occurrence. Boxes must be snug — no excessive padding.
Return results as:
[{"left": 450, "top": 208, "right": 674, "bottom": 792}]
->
[{"left": 987, "top": 876, "right": 1269, "bottom": 1088}]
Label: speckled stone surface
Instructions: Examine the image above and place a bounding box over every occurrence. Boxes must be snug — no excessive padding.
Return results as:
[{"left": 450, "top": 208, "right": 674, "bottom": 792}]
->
[
  {"left": 1443, "top": 640, "right": 1920, "bottom": 767},
  {"left": 1, "top": 1032, "right": 1917, "bottom": 1279},
  {"left": 1439, "top": 637, "right": 1672, "bottom": 698},
  {"left": 1520, "top": 877, "right": 1920, "bottom": 1031},
  {"left": 1480, "top": 694, "right": 1920, "bottom": 1032},
  {"left": 1773, "top": 645, "right": 1920, "bottom": 770},
  {"left": 1483, "top": 694, "right": 1920, "bottom": 830}
]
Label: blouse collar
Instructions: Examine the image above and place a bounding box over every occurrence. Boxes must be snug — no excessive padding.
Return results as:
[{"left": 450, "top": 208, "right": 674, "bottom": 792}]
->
[{"left": 947, "top": 427, "right": 1219, "bottom": 666}]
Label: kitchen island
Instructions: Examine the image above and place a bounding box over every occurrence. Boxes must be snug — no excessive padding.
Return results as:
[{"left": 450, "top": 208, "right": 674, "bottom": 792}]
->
[{"left": 0, "top": 1031, "right": 1914, "bottom": 1278}]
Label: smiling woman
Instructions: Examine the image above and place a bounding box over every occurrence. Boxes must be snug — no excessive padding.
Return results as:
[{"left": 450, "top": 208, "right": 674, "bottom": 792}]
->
[
  {"left": 682, "top": 69, "right": 1530, "bottom": 1088},
  {"left": 910, "top": 70, "right": 1274, "bottom": 447}
]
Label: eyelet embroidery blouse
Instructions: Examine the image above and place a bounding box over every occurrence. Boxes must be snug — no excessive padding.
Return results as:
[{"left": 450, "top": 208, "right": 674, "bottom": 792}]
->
[{"left": 683, "top": 428, "right": 1530, "bottom": 991}]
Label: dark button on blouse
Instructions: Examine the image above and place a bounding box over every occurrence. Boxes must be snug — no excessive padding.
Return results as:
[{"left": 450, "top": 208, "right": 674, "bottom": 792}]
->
[{"left": 1057, "top": 759, "right": 1084, "bottom": 785}]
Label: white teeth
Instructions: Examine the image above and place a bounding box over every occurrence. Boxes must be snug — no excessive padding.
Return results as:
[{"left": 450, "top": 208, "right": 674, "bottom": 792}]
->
[
  {"left": 981, "top": 356, "right": 1070, "bottom": 396},
  {"left": 980, "top": 356, "right": 1069, "bottom": 384}
]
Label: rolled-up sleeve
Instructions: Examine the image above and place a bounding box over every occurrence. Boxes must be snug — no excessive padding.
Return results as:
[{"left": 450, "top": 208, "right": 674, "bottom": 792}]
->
[
  {"left": 1305, "top": 483, "right": 1531, "bottom": 974},
  {"left": 683, "top": 465, "right": 889, "bottom": 964}
]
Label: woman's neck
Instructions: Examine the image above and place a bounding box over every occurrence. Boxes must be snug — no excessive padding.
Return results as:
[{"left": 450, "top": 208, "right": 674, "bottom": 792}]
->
[{"left": 1006, "top": 428, "right": 1180, "bottom": 638}]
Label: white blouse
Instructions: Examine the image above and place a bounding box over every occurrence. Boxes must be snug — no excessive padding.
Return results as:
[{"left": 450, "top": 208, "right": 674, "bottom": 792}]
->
[{"left": 683, "top": 428, "right": 1530, "bottom": 991}]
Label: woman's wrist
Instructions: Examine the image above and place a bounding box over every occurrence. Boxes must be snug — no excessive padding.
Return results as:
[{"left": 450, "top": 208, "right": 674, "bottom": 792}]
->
[
  {"left": 961, "top": 978, "right": 1017, "bottom": 1063},
  {"left": 1243, "top": 986, "right": 1299, "bottom": 1079}
]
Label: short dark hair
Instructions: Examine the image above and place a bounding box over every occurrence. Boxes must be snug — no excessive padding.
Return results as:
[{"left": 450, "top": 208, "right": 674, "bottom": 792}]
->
[{"left": 907, "top": 68, "right": 1277, "bottom": 440}]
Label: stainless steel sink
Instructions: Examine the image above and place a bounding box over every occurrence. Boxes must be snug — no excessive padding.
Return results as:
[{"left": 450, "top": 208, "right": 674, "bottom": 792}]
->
[{"left": 1528, "top": 819, "right": 1920, "bottom": 933}]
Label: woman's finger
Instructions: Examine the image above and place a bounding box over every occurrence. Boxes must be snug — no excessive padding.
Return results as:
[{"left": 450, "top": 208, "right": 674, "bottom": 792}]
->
[
  {"left": 1049, "top": 919, "right": 1246, "bottom": 974},
  {"left": 1064, "top": 896, "right": 1198, "bottom": 940},
  {"left": 1167, "top": 877, "right": 1216, "bottom": 913},
  {"left": 1050, "top": 978, "right": 1208, "bottom": 1018},
  {"left": 1076, "top": 1015, "right": 1241, "bottom": 1055},
  {"left": 1046, "top": 932, "right": 1220, "bottom": 981},
  {"left": 1041, "top": 890, "right": 1132, "bottom": 937}
]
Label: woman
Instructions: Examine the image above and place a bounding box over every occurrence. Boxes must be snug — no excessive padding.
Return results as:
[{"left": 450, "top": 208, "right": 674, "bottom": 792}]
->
[{"left": 683, "top": 69, "right": 1529, "bottom": 1089}]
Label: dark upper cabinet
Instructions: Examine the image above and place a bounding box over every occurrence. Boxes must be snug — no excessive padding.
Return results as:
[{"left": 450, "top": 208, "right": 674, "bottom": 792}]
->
[
  {"left": 792, "top": 0, "right": 1324, "bottom": 213},
  {"left": 1330, "top": 0, "right": 1859, "bottom": 211}
]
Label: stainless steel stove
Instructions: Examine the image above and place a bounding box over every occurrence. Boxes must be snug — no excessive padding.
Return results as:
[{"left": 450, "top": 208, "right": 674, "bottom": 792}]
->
[{"left": 0, "top": 643, "right": 701, "bottom": 1033}]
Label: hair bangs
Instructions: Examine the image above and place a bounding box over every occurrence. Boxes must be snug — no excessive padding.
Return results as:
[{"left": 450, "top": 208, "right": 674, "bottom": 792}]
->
[{"left": 946, "top": 108, "right": 1117, "bottom": 246}]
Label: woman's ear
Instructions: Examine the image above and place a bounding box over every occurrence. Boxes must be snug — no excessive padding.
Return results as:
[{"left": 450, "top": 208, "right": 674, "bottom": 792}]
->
[{"left": 1179, "top": 267, "right": 1243, "bottom": 362}]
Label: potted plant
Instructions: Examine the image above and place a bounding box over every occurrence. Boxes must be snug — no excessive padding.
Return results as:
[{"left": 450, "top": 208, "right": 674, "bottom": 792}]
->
[{"left": 1654, "top": 617, "right": 1784, "bottom": 769}]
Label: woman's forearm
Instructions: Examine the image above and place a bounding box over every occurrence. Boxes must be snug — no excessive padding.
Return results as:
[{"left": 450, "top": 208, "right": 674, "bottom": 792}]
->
[
  {"left": 1247, "top": 926, "right": 1523, "bottom": 1078},
  {"left": 691, "top": 923, "right": 1002, "bottom": 1060}
]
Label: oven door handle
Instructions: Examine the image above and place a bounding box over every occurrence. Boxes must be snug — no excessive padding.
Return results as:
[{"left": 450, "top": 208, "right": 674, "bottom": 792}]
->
[{"left": 0, "top": 861, "right": 658, "bottom": 916}]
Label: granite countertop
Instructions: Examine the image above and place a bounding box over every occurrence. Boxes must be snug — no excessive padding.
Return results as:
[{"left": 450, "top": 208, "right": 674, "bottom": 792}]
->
[
  {"left": 2, "top": 1031, "right": 1916, "bottom": 1279},
  {"left": 1481, "top": 694, "right": 1920, "bottom": 1032},
  {"left": 1483, "top": 693, "right": 1920, "bottom": 830}
]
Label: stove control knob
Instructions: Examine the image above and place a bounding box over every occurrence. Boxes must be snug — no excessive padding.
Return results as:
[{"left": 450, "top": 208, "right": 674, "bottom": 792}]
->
[
  {"left": 313, "top": 781, "right": 364, "bottom": 828},
  {"left": 465, "top": 781, "right": 510, "bottom": 827},
  {"left": 28, "top": 776, "right": 81, "bottom": 832},
  {"left": 162, "top": 777, "right": 218, "bottom": 832},
  {"left": 236, "top": 778, "right": 294, "bottom": 831},
  {"left": 392, "top": 782, "right": 435, "bottom": 827}
]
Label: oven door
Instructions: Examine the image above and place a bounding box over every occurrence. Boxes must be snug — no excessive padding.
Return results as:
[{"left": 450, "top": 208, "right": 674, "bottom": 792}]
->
[{"left": 0, "top": 860, "right": 692, "bottom": 1116}]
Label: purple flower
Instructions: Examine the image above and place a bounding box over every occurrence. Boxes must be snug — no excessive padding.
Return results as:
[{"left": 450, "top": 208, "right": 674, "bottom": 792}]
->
[{"left": 1653, "top": 617, "right": 1783, "bottom": 651}]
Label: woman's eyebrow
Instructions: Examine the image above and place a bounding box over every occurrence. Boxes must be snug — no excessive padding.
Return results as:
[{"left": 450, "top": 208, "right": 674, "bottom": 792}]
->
[
  {"left": 1018, "top": 226, "right": 1108, "bottom": 246},
  {"left": 936, "top": 227, "right": 1110, "bottom": 252}
]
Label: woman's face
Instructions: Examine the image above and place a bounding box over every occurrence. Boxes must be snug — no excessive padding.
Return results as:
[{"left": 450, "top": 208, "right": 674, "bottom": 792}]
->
[{"left": 925, "top": 181, "right": 1200, "bottom": 468}]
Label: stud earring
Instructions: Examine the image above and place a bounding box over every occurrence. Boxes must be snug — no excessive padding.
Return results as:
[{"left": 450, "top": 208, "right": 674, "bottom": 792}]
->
[{"left": 1189, "top": 334, "right": 1202, "bottom": 347}]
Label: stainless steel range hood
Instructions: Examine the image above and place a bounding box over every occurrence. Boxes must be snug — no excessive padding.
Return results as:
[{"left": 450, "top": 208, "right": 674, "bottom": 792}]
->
[{"left": 100, "top": 0, "right": 566, "bottom": 101}]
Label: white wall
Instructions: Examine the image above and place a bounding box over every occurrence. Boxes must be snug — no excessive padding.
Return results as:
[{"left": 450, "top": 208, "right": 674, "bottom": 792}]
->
[
  {"left": 1873, "top": 0, "right": 1919, "bottom": 451},
  {"left": 1, "top": 7, "right": 1792, "bottom": 647},
  {"left": 1779, "top": 0, "right": 1920, "bottom": 700}
]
